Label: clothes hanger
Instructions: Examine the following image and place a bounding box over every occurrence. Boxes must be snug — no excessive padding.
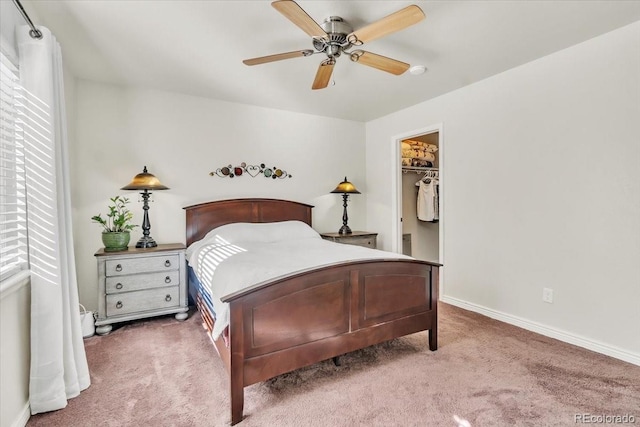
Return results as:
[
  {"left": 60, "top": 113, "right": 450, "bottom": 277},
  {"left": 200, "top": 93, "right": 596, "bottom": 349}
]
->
[
  {"left": 415, "top": 169, "right": 438, "bottom": 186},
  {"left": 421, "top": 169, "right": 437, "bottom": 182}
]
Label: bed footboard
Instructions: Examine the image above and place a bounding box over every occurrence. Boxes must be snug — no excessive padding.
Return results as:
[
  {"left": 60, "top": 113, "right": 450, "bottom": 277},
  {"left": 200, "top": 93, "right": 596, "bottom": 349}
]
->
[{"left": 222, "top": 259, "right": 439, "bottom": 425}]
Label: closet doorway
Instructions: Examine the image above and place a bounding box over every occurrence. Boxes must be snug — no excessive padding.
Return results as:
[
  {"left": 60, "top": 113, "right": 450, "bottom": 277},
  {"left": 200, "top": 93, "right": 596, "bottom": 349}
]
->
[{"left": 392, "top": 124, "right": 443, "bottom": 266}]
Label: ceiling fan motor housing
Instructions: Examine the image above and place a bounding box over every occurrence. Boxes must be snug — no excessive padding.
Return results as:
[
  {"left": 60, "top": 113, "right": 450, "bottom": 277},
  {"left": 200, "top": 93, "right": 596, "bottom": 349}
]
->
[{"left": 313, "top": 16, "right": 353, "bottom": 58}]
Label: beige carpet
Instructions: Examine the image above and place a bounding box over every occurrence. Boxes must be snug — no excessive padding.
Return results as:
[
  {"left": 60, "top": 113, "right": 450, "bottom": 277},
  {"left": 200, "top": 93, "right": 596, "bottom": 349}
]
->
[{"left": 27, "top": 303, "right": 640, "bottom": 427}]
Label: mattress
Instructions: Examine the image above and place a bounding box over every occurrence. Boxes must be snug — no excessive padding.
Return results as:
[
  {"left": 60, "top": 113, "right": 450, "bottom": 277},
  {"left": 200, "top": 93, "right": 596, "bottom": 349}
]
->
[{"left": 186, "top": 221, "right": 411, "bottom": 340}]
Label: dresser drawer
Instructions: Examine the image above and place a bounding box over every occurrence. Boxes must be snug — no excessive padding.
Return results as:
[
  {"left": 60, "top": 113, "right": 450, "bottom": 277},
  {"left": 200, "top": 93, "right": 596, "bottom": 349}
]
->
[
  {"left": 340, "top": 235, "right": 376, "bottom": 248},
  {"left": 320, "top": 232, "right": 378, "bottom": 249},
  {"left": 105, "top": 254, "right": 179, "bottom": 276},
  {"left": 105, "top": 270, "right": 180, "bottom": 294},
  {"left": 106, "top": 286, "right": 179, "bottom": 317}
]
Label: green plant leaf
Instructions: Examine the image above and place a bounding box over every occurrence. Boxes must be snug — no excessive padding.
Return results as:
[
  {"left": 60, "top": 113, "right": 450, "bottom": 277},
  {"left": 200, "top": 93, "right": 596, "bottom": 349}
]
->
[{"left": 91, "top": 196, "right": 138, "bottom": 233}]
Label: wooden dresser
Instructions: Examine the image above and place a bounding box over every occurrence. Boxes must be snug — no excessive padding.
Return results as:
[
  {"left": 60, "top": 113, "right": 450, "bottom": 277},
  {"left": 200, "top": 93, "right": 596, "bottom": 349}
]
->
[
  {"left": 320, "top": 231, "right": 377, "bottom": 249},
  {"left": 94, "top": 243, "right": 188, "bottom": 335}
]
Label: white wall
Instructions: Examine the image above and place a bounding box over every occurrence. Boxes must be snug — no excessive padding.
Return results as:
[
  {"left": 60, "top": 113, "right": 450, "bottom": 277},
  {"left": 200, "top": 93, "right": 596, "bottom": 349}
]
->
[
  {"left": 366, "top": 22, "right": 640, "bottom": 363},
  {"left": 72, "top": 82, "right": 366, "bottom": 310}
]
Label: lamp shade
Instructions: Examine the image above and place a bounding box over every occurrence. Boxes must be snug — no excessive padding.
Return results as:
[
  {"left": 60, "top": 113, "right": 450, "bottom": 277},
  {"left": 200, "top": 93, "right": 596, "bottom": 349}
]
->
[
  {"left": 121, "top": 166, "right": 169, "bottom": 191},
  {"left": 330, "top": 177, "right": 360, "bottom": 194}
]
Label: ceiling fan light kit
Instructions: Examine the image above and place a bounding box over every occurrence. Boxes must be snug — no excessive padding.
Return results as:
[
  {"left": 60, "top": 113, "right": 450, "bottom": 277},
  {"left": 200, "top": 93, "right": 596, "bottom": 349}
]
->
[
  {"left": 409, "top": 65, "right": 427, "bottom": 75},
  {"left": 243, "top": 0, "right": 426, "bottom": 90}
]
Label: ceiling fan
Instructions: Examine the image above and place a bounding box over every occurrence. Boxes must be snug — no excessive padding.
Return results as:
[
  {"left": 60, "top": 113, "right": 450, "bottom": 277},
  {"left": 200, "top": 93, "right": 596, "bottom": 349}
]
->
[{"left": 243, "top": 0, "right": 426, "bottom": 90}]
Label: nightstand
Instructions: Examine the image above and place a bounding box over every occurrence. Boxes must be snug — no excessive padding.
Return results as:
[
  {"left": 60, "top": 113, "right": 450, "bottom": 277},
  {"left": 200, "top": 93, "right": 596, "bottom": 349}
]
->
[
  {"left": 320, "top": 231, "right": 377, "bottom": 249},
  {"left": 94, "top": 243, "right": 189, "bottom": 335}
]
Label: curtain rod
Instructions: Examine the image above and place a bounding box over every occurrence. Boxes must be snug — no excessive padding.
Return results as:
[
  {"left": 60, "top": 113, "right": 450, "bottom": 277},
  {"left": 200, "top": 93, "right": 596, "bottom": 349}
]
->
[{"left": 12, "top": 0, "right": 43, "bottom": 39}]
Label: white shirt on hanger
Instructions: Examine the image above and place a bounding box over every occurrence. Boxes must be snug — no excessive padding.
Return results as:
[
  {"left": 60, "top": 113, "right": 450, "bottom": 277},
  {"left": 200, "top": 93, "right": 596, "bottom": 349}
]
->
[{"left": 417, "top": 179, "right": 437, "bottom": 221}]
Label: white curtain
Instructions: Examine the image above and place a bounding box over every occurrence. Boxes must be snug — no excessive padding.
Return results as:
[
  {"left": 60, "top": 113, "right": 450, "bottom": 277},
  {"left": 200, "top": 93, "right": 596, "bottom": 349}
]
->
[{"left": 17, "top": 26, "right": 90, "bottom": 415}]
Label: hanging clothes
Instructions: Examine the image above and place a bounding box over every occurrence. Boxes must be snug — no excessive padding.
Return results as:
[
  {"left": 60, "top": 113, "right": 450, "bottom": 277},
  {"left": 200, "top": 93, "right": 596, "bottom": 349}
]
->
[
  {"left": 434, "top": 181, "right": 439, "bottom": 221},
  {"left": 416, "top": 178, "right": 439, "bottom": 222}
]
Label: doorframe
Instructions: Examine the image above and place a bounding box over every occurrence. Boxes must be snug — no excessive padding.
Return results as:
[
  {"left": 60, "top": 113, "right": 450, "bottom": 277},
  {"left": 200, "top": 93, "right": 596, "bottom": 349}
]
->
[{"left": 390, "top": 123, "right": 444, "bottom": 288}]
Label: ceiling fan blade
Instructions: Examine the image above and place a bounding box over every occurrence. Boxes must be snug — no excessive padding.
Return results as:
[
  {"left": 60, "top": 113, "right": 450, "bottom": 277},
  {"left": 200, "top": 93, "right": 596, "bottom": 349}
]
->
[
  {"left": 349, "top": 5, "right": 425, "bottom": 44},
  {"left": 272, "top": 0, "right": 328, "bottom": 39},
  {"left": 351, "top": 51, "right": 410, "bottom": 75},
  {"left": 243, "top": 50, "right": 313, "bottom": 66},
  {"left": 312, "top": 61, "right": 334, "bottom": 90}
]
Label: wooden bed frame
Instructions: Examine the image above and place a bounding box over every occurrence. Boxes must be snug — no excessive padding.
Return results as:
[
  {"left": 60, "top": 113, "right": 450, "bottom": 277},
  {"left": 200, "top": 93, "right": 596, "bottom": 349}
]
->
[{"left": 184, "top": 198, "right": 439, "bottom": 425}]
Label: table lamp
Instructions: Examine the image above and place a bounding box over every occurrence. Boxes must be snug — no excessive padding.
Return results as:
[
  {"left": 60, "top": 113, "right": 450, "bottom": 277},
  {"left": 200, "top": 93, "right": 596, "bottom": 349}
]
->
[
  {"left": 121, "top": 166, "right": 168, "bottom": 248},
  {"left": 330, "top": 176, "right": 360, "bottom": 234}
]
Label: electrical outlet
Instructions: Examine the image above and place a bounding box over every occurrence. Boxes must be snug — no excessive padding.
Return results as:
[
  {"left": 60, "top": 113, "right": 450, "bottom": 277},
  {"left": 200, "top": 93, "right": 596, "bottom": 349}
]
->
[{"left": 542, "top": 288, "right": 553, "bottom": 304}]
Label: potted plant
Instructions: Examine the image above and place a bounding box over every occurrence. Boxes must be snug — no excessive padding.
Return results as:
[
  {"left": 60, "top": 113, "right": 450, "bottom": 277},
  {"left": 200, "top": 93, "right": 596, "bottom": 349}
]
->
[{"left": 91, "top": 196, "right": 138, "bottom": 252}]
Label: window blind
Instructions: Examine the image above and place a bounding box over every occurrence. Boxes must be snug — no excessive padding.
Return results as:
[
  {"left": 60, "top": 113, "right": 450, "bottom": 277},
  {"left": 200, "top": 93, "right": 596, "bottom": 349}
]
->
[{"left": 0, "top": 53, "right": 28, "bottom": 282}]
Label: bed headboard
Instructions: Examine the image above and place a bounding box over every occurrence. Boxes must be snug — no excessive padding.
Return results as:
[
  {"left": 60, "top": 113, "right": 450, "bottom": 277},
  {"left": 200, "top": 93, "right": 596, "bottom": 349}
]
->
[{"left": 183, "top": 198, "right": 314, "bottom": 246}]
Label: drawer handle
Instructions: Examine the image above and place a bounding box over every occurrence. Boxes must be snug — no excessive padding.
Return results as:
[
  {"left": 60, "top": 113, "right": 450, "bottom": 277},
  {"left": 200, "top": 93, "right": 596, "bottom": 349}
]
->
[
  {"left": 165, "top": 276, "right": 171, "bottom": 284},
  {"left": 116, "top": 301, "right": 123, "bottom": 309},
  {"left": 115, "top": 283, "right": 123, "bottom": 290},
  {"left": 165, "top": 295, "right": 172, "bottom": 302},
  {"left": 115, "top": 264, "right": 122, "bottom": 272},
  {"left": 164, "top": 260, "right": 171, "bottom": 267}
]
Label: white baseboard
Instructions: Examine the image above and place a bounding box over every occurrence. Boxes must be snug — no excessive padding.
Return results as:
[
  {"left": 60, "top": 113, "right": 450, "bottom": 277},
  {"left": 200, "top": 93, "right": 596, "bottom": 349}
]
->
[
  {"left": 441, "top": 296, "right": 640, "bottom": 367},
  {"left": 10, "top": 402, "right": 30, "bottom": 427}
]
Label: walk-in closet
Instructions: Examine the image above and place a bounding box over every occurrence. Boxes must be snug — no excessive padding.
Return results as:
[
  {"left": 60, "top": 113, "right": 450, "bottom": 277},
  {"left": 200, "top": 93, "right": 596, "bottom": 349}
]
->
[{"left": 400, "top": 132, "right": 439, "bottom": 263}]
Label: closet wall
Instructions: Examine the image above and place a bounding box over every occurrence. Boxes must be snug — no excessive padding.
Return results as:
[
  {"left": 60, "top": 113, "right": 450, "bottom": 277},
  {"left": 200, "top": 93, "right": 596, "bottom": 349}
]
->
[{"left": 401, "top": 132, "right": 439, "bottom": 262}]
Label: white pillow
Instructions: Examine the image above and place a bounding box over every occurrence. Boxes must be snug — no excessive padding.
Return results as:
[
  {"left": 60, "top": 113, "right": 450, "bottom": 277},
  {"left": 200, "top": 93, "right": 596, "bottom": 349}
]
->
[
  {"left": 261, "top": 220, "right": 321, "bottom": 242},
  {"left": 187, "top": 220, "right": 318, "bottom": 262},
  {"left": 198, "top": 220, "right": 319, "bottom": 245}
]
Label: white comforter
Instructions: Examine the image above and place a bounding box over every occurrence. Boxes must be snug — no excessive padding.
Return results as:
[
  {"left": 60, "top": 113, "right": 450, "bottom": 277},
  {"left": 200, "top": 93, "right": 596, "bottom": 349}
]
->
[{"left": 186, "top": 221, "right": 411, "bottom": 339}]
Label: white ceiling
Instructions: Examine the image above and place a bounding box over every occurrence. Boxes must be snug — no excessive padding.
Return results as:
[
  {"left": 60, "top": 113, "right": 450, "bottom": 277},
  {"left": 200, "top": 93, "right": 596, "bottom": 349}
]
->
[{"left": 26, "top": 0, "right": 640, "bottom": 122}]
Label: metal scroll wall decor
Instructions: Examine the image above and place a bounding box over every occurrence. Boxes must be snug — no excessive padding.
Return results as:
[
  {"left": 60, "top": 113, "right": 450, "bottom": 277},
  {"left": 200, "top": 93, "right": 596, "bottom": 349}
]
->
[{"left": 210, "top": 163, "right": 292, "bottom": 179}]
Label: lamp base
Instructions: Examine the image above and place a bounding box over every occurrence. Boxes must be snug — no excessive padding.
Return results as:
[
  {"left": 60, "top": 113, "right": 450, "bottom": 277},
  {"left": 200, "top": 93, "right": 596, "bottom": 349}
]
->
[
  {"left": 338, "top": 225, "right": 352, "bottom": 235},
  {"left": 135, "top": 236, "right": 158, "bottom": 248}
]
